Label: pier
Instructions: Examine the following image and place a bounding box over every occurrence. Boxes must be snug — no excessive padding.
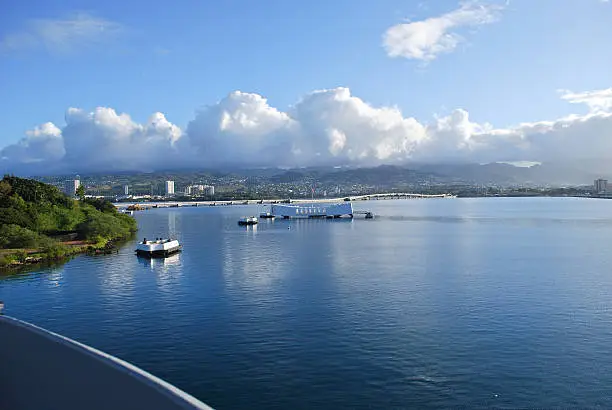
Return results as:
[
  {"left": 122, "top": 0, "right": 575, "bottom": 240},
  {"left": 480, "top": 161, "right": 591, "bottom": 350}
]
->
[{"left": 347, "top": 193, "right": 456, "bottom": 201}]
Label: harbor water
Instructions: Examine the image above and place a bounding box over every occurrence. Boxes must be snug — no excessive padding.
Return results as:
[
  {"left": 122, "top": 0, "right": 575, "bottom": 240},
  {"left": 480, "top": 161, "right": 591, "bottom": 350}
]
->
[{"left": 2, "top": 197, "right": 612, "bottom": 408}]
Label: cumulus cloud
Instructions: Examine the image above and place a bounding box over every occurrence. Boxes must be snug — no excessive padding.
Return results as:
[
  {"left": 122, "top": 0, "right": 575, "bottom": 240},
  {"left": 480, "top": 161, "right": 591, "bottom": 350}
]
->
[
  {"left": 0, "top": 123, "right": 64, "bottom": 164},
  {"left": 383, "top": 1, "right": 503, "bottom": 61},
  {"left": 60, "top": 107, "right": 183, "bottom": 171},
  {"left": 0, "top": 12, "right": 121, "bottom": 54},
  {"left": 2, "top": 86, "right": 612, "bottom": 173},
  {"left": 0, "top": 107, "right": 183, "bottom": 173},
  {"left": 289, "top": 88, "right": 426, "bottom": 164},
  {"left": 186, "top": 88, "right": 429, "bottom": 167},
  {"left": 559, "top": 88, "right": 612, "bottom": 113},
  {"left": 187, "top": 91, "right": 296, "bottom": 167}
]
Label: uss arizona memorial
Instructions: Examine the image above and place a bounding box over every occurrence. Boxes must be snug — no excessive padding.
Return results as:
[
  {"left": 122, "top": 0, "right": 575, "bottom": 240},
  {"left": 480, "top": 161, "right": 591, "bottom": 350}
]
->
[{"left": 270, "top": 202, "right": 355, "bottom": 218}]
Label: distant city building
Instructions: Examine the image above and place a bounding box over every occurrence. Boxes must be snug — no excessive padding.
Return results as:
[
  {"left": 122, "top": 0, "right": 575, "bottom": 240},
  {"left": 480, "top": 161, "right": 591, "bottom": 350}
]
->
[
  {"left": 64, "top": 179, "right": 80, "bottom": 196},
  {"left": 124, "top": 185, "right": 129, "bottom": 195},
  {"left": 184, "top": 184, "right": 214, "bottom": 196},
  {"left": 594, "top": 179, "right": 608, "bottom": 193},
  {"left": 165, "top": 181, "right": 175, "bottom": 196}
]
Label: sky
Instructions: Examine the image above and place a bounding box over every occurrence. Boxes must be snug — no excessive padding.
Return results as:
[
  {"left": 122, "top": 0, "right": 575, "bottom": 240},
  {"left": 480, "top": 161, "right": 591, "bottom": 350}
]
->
[{"left": 1, "top": 0, "right": 611, "bottom": 174}]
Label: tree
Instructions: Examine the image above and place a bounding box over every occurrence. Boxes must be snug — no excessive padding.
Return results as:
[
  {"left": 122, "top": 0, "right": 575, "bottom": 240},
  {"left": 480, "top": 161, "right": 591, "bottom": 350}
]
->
[
  {"left": 83, "top": 198, "right": 117, "bottom": 213},
  {"left": 76, "top": 185, "right": 85, "bottom": 201},
  {"left": 0, "top": 180, "right": 11, "bottom": 198}
]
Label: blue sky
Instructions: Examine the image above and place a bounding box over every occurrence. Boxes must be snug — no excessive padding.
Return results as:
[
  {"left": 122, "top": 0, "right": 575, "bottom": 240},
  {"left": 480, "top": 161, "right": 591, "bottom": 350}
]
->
[{"left": 1, "top": 0, "right": 612, "bottom": 173}]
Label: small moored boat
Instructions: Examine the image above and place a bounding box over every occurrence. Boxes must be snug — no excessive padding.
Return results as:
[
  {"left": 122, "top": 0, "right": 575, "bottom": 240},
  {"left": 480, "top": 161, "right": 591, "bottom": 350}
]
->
[
  {"left": 259, "top": 212, "right": 274, "bottom": 219},
  {"left": 238, "top": 216, "right": 258, "bottom": 226},
  {"left": 135, "top": 237, "right": 181, "bottom": 257}
]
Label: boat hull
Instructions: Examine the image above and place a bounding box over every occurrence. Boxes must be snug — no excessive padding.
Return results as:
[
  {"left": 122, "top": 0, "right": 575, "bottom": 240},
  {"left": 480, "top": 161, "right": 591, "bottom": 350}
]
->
[
  {"left": 238, "top": 216, "right": 258, "bottom": 225},
  {"left": 135, "top": 247, "right": 181, "bottom": 258},
  {"left": 135, "top": 239, "right": 181, "bottom": 258}
]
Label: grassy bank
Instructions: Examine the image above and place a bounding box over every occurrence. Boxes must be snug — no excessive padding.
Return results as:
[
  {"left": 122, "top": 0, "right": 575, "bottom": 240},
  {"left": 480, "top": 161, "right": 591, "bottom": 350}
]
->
[
  {"left": 0, "top": 176, "right": 137, "bottom": 269},
  {"left": 0, "top": 238, "right": 126, "bottom": 268}
]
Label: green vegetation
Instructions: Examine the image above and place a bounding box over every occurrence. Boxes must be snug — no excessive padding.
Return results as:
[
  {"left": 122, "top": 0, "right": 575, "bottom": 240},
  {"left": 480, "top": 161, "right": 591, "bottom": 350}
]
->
[
  {"left": 76, "top": 184, "right": 85, "bottom": 201},
  {"left": 0, "top": 175, "right": 136, "bottom": 268}
]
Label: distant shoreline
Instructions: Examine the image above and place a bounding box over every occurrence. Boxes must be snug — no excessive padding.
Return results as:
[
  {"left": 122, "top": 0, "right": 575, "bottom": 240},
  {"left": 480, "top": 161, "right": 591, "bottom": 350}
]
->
[
  {"left": 114, "top": 193, "right": 456, "bottom": 209},
  {"left": 114, "top": 192, "right": 612, "bottom": 210}
]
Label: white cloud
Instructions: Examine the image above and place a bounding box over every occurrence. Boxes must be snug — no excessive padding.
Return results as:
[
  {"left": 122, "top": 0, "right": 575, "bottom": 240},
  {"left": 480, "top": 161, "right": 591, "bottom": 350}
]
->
[
  {"left": 0, "top": 12, "right": 121, "bottom": 53},
  {"left": 289, "top": 88, "right": 426, "bottom": 164},
  {"left": 186, "top": 88, "right": 427, "bottom": 167},
  {"left": 60, "top": 107, "right": 183, "bottom": 171},
  {"left": 383, "top": 1, "right": 503, "bottom": 61},
  {"left": 0, "top": 108, "right": 183, "bottom": 172},
  {"left": 559, "top": 88, "right": 612, "bottom": 113},
  {"left": 448, "top": 111, "right": 612, "bottom": 164},
  {"left": 2, "top": 86, "right": 612, "bottom": 173},
  {"left": 0, "top": 123, "right": 64, "bottom": 163},
  {"left": 186, "top": 91, "right": 297, "bottom": 167}
]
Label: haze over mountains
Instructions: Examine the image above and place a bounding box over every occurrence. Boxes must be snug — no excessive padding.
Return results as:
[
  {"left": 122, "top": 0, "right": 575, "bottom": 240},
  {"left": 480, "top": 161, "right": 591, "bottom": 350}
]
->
[
  {"left": 18, "top": 161, "right": 609, "bottom": 188},
  {"left": 262, "top": 162, "right": 608, "bottom": 187}
]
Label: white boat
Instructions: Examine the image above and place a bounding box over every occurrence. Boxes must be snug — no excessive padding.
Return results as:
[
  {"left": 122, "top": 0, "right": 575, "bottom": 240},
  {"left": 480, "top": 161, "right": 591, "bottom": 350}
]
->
[
  {"left": 135, "top": 238, "right": 181, "bottom": 257},
  {"left": 259, "top": 211, "right": 275, "bottom": 219},
  {"left": 238, "top": 216, "right": 258, "bottom": 225}
]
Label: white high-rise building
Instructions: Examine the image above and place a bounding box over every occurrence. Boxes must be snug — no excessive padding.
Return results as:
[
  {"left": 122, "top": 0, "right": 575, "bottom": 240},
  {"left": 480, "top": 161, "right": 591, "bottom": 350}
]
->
[
  {"left": 184, "top": 184, "right": 214, "bottom": 196},
  {"left": 165, "top": 181, "right": 175, "bottom": 196},
  {"left": 64, "top": 179, "right": 80, "bottom": 196},
  {"left": 594, "top": 179, "right": 608, "bottom": 193},
  {"left": 124, "top": 185, "right": 129, "bottom": 195}
]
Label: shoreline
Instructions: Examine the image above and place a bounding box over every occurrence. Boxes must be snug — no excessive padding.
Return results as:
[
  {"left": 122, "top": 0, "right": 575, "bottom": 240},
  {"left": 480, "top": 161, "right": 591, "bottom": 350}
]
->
[
  {"left": 115, "top": 192, "right": 456, "bottom": 209},
  {"left": 0, "top": 237, "right": 125, "bottom": 270},
  {"left": 113, "top": 192, "right": 611, "bottom": 211}
]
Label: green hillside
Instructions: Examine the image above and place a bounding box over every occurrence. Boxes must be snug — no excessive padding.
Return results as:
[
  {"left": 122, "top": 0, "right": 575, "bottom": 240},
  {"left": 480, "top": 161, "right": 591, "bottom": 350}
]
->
[{"left": 0, "top": 176, "right": 136, "bottom": 267}]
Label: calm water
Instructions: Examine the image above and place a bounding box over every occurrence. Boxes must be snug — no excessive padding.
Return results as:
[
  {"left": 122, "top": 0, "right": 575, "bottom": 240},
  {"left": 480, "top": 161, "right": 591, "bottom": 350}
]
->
[{"left": 2, "top": 198, "right": 612, "bottom": 408}]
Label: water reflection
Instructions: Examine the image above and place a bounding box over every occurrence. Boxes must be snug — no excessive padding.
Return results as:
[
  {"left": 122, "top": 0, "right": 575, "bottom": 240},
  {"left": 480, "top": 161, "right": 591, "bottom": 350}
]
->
[
  {"left": 137, "top": 253, "right": 181, "bottom": 270},
  {"left": 221, "top": 222, "right": 296, "bottom": 299},
  {"left": 168, "top": 211, "right": 177, "bottom": 237},
  {"left": 274, "top": 217, "right": 354, "bottom": 233},
  {"left": 0, "top": 260, "right": 72, "bottom": 281},
  {"left": 99, "top": 259, "right": 136, "bottom": 300},
  {"left": 137, "top": 253, "right": 183, "bottom": 292},
  {"left": 46, "top": 269, "right": 64, "bottom": 288},
  {"left": 243, "top": 224, "right": 257, "bottom": 234}
]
